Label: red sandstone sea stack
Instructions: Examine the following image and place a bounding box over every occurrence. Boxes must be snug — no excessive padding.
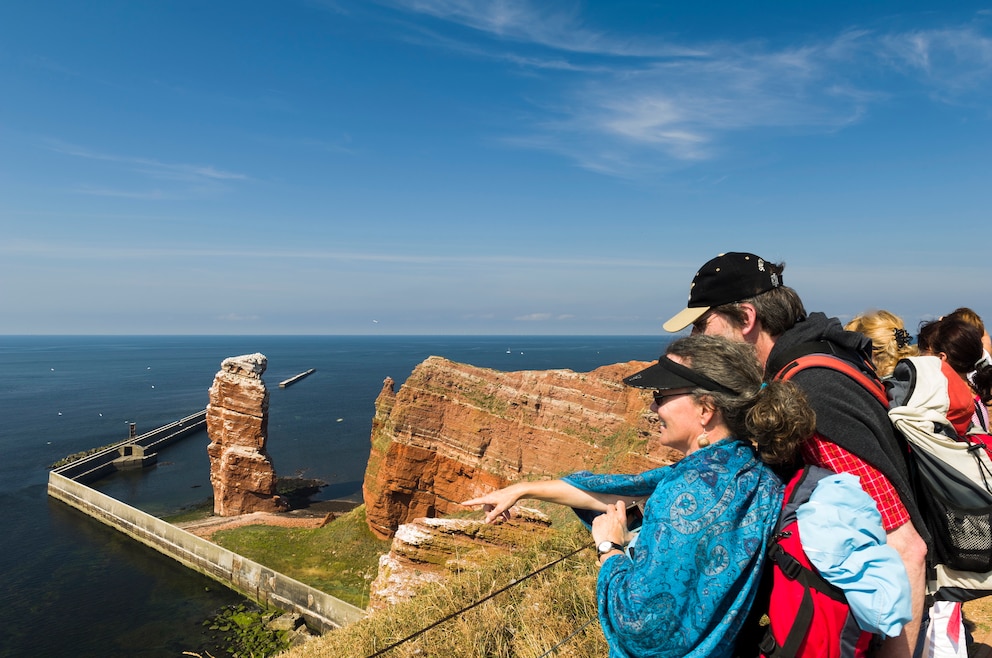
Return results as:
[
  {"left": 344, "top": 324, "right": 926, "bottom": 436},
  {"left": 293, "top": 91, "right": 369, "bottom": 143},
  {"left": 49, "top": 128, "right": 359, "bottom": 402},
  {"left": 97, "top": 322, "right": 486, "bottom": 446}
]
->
[{"left": 206, "top": 353, "right": 286, "bottom": 516}]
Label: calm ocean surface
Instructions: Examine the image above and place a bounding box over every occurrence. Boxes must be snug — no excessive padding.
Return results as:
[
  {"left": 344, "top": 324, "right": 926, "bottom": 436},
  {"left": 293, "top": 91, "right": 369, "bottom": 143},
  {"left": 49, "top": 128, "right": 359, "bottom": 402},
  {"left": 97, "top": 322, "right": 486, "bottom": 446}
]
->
[{"left": 0, "top": 335, "right": 667, "bottom": 657}]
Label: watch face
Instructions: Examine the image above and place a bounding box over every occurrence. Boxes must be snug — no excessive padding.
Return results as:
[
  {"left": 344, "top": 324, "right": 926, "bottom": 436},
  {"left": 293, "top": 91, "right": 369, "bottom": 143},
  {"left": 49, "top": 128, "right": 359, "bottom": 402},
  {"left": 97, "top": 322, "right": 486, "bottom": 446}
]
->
[{"left": 598, "top": 541, "right": 614, "bottom": 553}]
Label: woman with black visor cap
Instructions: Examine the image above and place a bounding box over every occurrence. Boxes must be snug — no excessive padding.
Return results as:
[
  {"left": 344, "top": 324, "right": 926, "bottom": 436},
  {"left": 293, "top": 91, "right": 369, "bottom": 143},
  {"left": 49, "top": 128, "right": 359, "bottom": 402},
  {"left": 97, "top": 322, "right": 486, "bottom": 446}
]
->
[{"left": 463, "top": 334, "right": 815, "bottom": 657}]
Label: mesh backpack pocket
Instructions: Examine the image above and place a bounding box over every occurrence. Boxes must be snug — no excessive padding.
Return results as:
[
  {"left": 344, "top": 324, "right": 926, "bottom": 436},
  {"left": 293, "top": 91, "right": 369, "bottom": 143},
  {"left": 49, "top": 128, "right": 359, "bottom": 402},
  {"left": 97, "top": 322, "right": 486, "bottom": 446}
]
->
[{"left": 913, "top": 446, "right": 992, "bottom": 573}]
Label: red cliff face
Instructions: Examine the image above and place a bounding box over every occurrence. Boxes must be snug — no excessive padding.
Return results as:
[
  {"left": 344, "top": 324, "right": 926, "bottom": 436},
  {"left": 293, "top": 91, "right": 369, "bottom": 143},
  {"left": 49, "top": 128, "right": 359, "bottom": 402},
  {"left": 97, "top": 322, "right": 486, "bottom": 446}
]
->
[
  {"left": 362, "top": 356, "right": 680, "bottom": 539},
  {"left": 206, "top": 353, "right": 286, "bottom": 516}
]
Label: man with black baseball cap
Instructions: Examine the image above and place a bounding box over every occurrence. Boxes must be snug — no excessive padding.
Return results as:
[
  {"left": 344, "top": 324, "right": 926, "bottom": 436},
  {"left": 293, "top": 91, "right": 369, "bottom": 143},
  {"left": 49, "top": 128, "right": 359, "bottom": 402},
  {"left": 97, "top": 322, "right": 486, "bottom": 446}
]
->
[
  {"left": 663, "top": 252, "right": 928, "bottom": 658},
  {"left": 662, "top": 252, "right": 783, "bottom": 333}
]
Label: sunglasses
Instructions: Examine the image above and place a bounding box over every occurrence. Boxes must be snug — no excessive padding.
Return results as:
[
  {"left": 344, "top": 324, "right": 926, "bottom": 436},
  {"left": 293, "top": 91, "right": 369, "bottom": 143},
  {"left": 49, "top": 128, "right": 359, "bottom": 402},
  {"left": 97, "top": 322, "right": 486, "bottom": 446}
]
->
[
  {"left": 691, "top": 311, "right": 715, "bottom": 334},
  {"left": 652, "top": 390, "right": 692, "bottom": 406}
]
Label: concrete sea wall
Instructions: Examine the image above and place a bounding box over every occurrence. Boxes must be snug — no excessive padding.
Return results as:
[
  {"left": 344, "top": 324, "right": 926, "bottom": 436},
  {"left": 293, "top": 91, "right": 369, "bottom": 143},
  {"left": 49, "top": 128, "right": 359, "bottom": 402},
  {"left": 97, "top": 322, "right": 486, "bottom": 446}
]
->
[
  {"left": 54, "top": 410, "right": 207, "bottom": 483},
  {"left": 47, "top": 472, "right": 365, "bottom": 632}
]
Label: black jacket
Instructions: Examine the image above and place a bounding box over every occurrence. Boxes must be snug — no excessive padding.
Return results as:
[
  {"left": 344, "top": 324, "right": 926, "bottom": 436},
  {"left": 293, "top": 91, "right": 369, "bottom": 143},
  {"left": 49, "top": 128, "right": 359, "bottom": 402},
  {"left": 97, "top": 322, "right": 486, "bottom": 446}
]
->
[{"left": 766, "top": 312, "right": 928, "bottom": 542}]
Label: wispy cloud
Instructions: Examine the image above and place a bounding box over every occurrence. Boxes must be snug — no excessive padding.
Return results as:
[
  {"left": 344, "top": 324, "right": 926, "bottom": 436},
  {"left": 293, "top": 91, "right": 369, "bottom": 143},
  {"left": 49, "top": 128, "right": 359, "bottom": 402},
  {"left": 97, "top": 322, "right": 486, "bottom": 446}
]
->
[
  {"left": 494, "top": 43, "right": 874, "bottom": 176},
  {"left": 383, "top": 0, "right": 702, "bottom": 58},
  {"left": 44, "top": 141, "right": 248, "bottom": 181},
  {"left": 536, "top": 44, "right": 875, "bottom": 170},
  {"left": 0, "top": 238, "right": 682, "bottom": 269},
  {"left": 378, "top": 1, "right": 992, "bottom": 177},
  {"left": 876, "top": 22, "right": 992, "bottom": 97},
  {"left": 72, "top": 186, "right": 173, "bottom": 200},
  {"left": 40, "top": 139, "right": 250, "bottom": 197},
  {"left": 514, "top": 312, "right": 576, "bottom": 322}
]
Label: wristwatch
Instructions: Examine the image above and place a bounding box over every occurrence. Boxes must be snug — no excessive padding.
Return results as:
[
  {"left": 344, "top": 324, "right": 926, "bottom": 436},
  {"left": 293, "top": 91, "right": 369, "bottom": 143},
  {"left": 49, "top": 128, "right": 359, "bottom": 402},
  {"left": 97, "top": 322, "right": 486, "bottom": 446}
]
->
[{"left": 597, "top": 540, "right": 625, "bottom": 556}]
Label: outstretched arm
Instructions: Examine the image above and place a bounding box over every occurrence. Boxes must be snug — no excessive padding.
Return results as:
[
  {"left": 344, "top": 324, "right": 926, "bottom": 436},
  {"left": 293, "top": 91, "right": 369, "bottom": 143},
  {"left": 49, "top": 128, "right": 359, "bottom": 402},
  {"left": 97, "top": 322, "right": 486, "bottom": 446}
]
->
[{"left": 462, "top": 479, "right": 636, "bottom": 524}]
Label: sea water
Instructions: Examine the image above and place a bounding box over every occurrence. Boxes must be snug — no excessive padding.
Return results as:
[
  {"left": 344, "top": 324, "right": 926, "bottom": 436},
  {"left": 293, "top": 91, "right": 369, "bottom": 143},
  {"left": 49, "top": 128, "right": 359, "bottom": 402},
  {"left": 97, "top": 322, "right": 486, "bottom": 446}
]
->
[{"left": 0, "top": 335, "right": 666, "bottom": 657}]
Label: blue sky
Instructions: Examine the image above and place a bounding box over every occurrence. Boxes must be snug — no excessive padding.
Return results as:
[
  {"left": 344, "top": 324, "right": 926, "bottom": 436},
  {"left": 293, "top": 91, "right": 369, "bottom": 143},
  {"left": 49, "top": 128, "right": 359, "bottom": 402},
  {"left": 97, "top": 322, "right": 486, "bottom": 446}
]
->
[{"left": 2, "top": 1, "right": 991, "bottom": 335}]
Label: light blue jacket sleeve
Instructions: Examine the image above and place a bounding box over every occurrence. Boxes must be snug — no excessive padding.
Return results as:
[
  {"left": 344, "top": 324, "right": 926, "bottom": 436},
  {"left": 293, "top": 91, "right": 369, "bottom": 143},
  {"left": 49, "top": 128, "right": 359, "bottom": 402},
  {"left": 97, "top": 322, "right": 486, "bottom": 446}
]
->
[{"left": 796, "top": 472, "right": 912, "bottom": 637}]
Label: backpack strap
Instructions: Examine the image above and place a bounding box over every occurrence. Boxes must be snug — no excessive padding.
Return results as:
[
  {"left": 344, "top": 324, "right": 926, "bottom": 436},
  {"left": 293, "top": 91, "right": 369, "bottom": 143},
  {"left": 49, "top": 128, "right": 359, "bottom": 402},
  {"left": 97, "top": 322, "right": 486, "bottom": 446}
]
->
[
  {"left": 767, "top": 340, "right": 844, "bottom": 375},
  {"left": 975, "top": 399, "right": 990, "bottom": 433},
  {"left": 759, "top": 466, "right": 863, "bottom": 658},
  {"left": 766, "top": 340, "right": 875, "bottom": 379},
  {"left": 758, "top": 580, "right": 814, "bottom": 657},
  {"left": 775, "top": 353, "right": 888, "bottom": 409},
  {"left": 761, "top": 541, "right": 849, "bottom": 657}
]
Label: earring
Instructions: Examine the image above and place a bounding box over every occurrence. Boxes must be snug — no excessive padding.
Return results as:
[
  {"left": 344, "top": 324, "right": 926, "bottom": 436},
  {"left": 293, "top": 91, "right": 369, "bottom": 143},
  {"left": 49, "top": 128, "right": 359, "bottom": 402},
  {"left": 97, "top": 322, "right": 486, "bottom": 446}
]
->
[{"left": 697, "top": 431, "right": 710, "bottom": 448}]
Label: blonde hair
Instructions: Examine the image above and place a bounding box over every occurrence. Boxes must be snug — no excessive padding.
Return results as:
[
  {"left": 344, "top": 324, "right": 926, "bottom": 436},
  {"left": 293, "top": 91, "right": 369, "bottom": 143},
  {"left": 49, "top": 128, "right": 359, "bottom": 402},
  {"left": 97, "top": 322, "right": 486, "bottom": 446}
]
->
[{"left": 845, "top": 310, "right": 919, "bottom": 378}]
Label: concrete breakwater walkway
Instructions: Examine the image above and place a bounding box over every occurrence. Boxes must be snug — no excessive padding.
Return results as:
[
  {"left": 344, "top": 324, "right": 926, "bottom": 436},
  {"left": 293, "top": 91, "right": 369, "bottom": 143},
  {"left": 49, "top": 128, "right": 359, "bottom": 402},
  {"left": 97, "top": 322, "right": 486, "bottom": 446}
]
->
[
  {"left": 53, "top": 410, "right": 207, "bottom": 482},
  {"left": 279, "top": 368, "right": 316, "bottom": 388},
  {"left": 47, "top": 413, "right": 365, "bottom": 633}
]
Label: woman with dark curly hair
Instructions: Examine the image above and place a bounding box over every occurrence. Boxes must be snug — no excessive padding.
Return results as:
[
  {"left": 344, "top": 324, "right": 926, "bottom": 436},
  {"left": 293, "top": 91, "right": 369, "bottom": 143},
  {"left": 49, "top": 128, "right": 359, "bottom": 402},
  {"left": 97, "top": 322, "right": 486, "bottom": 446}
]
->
[
  {"left": 918, "top": 316, "right": 992, "bottom": 431},
  {"left": 463, "top": 335, "right": 817, "bottom": 657}
]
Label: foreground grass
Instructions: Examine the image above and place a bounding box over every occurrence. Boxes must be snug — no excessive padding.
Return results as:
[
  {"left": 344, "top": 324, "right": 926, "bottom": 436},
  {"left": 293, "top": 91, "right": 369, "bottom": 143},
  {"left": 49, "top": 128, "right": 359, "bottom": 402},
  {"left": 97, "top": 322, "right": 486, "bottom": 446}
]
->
[
  {"left": 210, "top": 505, "right": 391, "bottom": 609},
  {"left": 197, "top": 498, "right": 608, "bottom": 656},
  {"left": 282, "top": 521, "right": 607, "bottom": 658}
]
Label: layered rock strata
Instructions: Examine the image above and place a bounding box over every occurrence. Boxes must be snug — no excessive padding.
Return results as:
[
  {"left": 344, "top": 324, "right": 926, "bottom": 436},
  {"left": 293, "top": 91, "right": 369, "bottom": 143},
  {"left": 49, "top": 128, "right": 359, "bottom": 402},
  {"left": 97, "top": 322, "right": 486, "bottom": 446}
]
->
[
  {"left": 206, "top": 353, "right": 285, "bottom": 516},
  {"left": 368, "top": 508, "right": 554, "bottom": 610},
  {"left": 362, "top": 356, "right": 680, "bottom": 539}
]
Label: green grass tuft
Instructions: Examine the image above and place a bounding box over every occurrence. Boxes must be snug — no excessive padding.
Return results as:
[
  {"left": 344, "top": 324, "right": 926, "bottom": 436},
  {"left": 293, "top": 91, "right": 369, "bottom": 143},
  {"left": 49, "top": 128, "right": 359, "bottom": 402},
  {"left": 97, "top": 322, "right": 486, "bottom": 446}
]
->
[{"left": 210, "top": 505, "right": 391, "bottom": 609}]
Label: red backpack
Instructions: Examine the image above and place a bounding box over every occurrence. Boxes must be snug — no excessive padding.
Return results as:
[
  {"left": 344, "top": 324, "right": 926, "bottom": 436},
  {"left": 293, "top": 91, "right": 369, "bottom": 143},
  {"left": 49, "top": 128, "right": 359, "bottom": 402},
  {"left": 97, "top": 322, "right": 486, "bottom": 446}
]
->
[
  {"left": 744, "top": 349, "right": 887, "bottom": 658},
  {"left": 757, "top": 465, "right": 875, "bottom": 658}
]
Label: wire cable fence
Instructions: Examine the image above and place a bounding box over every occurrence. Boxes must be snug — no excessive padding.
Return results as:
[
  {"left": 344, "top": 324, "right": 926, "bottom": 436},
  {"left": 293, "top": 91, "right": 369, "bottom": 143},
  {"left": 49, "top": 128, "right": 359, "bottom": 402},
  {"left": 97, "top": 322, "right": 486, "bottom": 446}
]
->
[
  {"left": 534, "top": 616, "right": 598, "bottom": 658},
  {"left": 365, "top": 542, "right": 597, "bottom": 657}
]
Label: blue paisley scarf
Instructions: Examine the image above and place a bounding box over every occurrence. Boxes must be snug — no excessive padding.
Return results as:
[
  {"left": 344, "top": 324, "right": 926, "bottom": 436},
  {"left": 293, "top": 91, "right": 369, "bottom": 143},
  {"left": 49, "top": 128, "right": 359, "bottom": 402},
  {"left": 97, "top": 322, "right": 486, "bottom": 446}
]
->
[{"left": 563, "top": 439, "right": 783, "bottom": 658}]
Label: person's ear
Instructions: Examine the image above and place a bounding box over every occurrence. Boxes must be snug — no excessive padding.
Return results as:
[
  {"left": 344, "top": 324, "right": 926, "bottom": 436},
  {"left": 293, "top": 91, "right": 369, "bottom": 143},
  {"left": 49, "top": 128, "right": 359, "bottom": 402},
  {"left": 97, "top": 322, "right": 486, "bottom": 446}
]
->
[
  {"left": 738, "top": 303, "right": 759, "bottom": 336},
  {"left": 696, "top": 395, "right": 717, "bottom": 426}
]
